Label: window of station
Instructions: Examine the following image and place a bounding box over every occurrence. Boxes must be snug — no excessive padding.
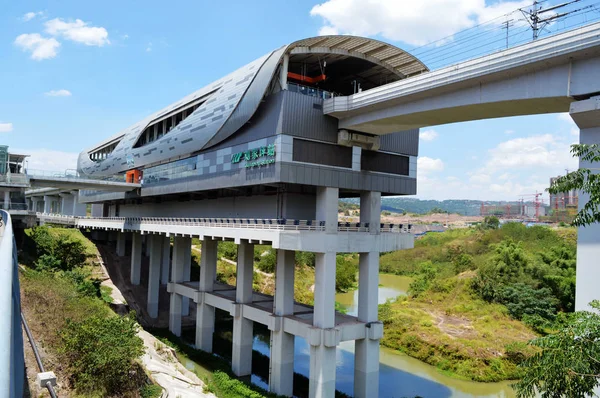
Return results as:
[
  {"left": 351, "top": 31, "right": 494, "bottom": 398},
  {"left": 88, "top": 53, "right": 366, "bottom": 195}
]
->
[
  {"left": 286, "top": 54, "right": 402, "bottom": 97},
  {"left": 133, "top": 101, "right": 202, "bottom": 149},
  {"left": 89, "top": 140, "right": 121, "bottom": 162}
]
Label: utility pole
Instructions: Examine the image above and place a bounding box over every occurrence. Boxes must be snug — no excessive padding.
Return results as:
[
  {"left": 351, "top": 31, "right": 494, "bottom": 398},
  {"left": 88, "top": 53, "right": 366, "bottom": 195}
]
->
[
  {"left": 501, "top": 19, "right": 514, "bottom": 48},
  {"left": 521, "top": 0, "right": 582, "bottom": 40}
]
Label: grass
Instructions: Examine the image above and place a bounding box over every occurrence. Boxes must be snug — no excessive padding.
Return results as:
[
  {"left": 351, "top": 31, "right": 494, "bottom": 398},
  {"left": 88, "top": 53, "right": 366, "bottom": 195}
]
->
[{"left": 380, "top": 276, "right": 537, "bottom": 382}]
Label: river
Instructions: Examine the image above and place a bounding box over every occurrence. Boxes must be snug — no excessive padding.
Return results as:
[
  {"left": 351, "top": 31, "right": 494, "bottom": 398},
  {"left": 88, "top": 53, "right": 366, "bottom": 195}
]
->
[{"left": 179, "top": 273, "right": 517, "bottom": 398}]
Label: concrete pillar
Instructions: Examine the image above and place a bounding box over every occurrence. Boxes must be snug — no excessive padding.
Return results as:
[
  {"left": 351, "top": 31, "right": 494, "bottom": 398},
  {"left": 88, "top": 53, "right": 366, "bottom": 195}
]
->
[
  {"left": 169, "top": 236, "right": 191, "bottom": 336},
  {"left": 147, "top": 234, "right": 162, "bottom": 318},
  {"left": 43, "top": 195, "right": 53, "bottom": 214},
  {"left": 280, "top": 54, "right": 289, "bottom": 90},
  {"left": 59, "top": 193, "right": 74, "bottom": 216},
  {"left": 131, "top": 232, "right": 142, "bottom": 285},
  {"left": 143, "top": 235, "right": 151, "bottom": 256},
  {"left": 354, "top": 252, "right": 380, "bottom": 398},
  {"left": 3, "top": 191, "right": 9, "bottom": 210},
  {"left": 182, "top": 241, "right": 192, "bottom": 316},
  {"left": 270, "top": 249, "right": 295, "bottom": 396},
  {"left": 309, "top": 251, "right": 337, "bottom": 398},
  {"left": 196, "top": 238, "right": 217, "bottom": 351},
  {"left": 231, "top": 240, "right": 254, "bottom": 377},
  {"left": 91, "top": 203, "right": 104, "bottom": 217},
  {"left": 161, "top": 235, "right": 170, "bottom": 284},
  {"left": 569, "top": 98, "right": 600, "bottom": 312},
  {"left": 72, "top": 191, "right": 87, "bottom": 216},
  {"left": 352, "top": 146, "right": 362, "bottom": 171},
  {"left": 116, "top": 231, "right": 127, "bottom": 257},
  {"left": 360, "top": 191, "right": 381, "bottom": 233},
  {"left": 316, "top": 187, "right": 339, "bottom": 233}
]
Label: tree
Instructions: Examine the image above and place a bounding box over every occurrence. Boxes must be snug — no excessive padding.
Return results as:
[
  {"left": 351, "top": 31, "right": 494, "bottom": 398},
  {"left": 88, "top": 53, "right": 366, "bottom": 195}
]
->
[
  {"left": 482, "top": 215, "right": 500, "bottom": 230},
  {"left": 514, "top": 301, "right": 600, "bottom": 398},
  {"left": 548, "top": 143, "right": 600, "bottom": 226},
  {"left": 515, "top": 143, "right": 600, "bottom": 398}
]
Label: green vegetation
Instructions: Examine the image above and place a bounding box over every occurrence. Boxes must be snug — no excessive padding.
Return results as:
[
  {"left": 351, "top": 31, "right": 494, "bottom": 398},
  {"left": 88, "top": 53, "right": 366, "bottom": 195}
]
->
[
  {"left": 378, "top": 223, "right": 577, "bottom": 382},
  {"left": 19, "top": 226, "right": 151, "bottom": 397},
  {"left": 513, "top": 143, "right": 600, "bottom": 398}
]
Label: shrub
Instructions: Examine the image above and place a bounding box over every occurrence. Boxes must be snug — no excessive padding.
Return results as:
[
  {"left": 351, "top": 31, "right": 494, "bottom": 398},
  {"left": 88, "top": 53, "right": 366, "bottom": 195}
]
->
[
  {"left": 218, "top": 241, "right": 238, "bottom": 261},
  {"left": 60, "top": 312, "right": 144, "bottom": 394},
  {"left": 140, "top": 384, "right": 163, "bottom": 398},
  {"left": 256, "top": 249, "right": 276, "bottom": 273},
  {"left": 335, "top": 255, "right": 357, "bottom": 292},
  {"left": 296, "top": 251, "right": 315, "bottom": 267},
  {"left": 499, "top": 283, "right": 558, "bottom": 321}
]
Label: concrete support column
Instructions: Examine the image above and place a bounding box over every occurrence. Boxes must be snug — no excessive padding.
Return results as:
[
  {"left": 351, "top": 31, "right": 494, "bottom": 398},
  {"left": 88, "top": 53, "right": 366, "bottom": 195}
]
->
[
  {"left": 181, "top": 240, "right": 192, "bottom": 316},
  {"left": 116, "top": 231, "right": 127, "bottom": 257},
  {"left": 352, "top": 146, "right": 362, "bottom": 171},
  {"left": 269, "top": 249, "right": 295, "bottom": 396},
  {"left": 569, "top": 98, "right": 600, "bottom": 312},
  {"left": 91, "top": 203, "right": 104, "bottom": 217},
  {"left": 131, "top": 232, "right": 142, "bottom": 285},
  {"left": 3, "top": 191, "right": 9, "bottom": 210},
  {"left": 59, "top": 193, "right": 74, "bottom": 216},
  {"left": 72, "top": 191, "right": 87, "bottom": 216},
  {"left": 316, "top": 187, "right": 339, "bottom": 233},
  {"left": 354, "top": 252, "right": 380, "bottom": 398},
  {"left": 160, "top": 235, "right": 171, "bottom": 284},
  {"left": 309, "top": 251, "right": 337, "bottom": 398},
  {"left": 43, "top": 195, "right": 53, "bottom": 214},
  {"left": 360, "top": 191, "right": 381, "bottom": 234},
  {"left": 196, "top": 238, "right": 217, "bottom": 351},
  {"left": 147, "top": 234, "right": 162, "bottom": 318},
  {"left": 231, "top": 240, "right": 254, "bottom": 377},
  {"left": 169, "top": 236, "right": 190, "bottom": 336},
  {"left": 280, "top": 54, "right": 289, "bottom": 90}
]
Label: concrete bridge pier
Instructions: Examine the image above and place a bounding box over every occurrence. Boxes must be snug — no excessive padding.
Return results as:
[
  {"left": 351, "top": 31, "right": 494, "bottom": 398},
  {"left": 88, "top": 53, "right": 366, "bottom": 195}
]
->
[
  {"left": 131, "top": 232, "right": 142, "bottom": 285},
  {"left": 354, "top": 192, "right": 382, "bottom": 398},
  {"left": 59, "top": 192, "right": 75, "bottom": 216},
  {"left": 116, "top": 231, "right": 127, "bottom": 257},
  {"left": 195, "top": 238, "right": 217, "bottom": 351},
  {"left": 147, "top": 234, "right": 163, "bottom": 318},
  {"left": 43, "top": 195, "right": 58, "bottom": 214},
  {"left": 169, "top": 236, "right": 191, "bottom": 336},
  {"left": 72, "top": 191, "right": 87, "bottom": 216},
  {"left": 231, "top": 240, "right": 255, "bottom": 377},
  {"left": 269, "top": 249, "right": 296, "bottom": 396},
  {"left": 160, "top": 235, "right": 171, "bottom": 285},
  {"left": 182, "top": 244, "right": 192, "bottom": 317},
  {"left": 570, "top": 97, "right": 600, "bottom": 312}
]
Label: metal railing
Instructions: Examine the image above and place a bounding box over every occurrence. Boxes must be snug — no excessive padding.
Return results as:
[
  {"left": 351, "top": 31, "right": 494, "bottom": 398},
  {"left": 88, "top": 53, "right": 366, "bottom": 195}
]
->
[
  {"left": 0, "top": 210, "right": 25, "bottom": 398},
  {"left": 25, "top": 168, "right": 127, "bottom": 183},
  {"left": 287, "top": 82, "right": 334, "bottom": 99},
  {"left": 35, "top": 213, "right": 412, "bottom": 233},
  {"left": 0, "top": 173, "right": 29, "bottom": 185}
]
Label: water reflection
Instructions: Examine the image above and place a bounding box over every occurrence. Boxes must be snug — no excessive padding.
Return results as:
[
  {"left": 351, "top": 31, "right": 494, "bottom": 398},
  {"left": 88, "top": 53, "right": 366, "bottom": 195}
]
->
[{"left": 180, "top": 273, "right": 517, "bottom": 397}]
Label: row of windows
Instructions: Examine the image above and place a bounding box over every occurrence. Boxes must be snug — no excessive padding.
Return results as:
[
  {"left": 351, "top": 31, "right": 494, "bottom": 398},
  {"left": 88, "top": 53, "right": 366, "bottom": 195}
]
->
[
  {"left": 89, "top": 141, "right": 120, "bottom": 162},
  {"left": 133, "top": 103, "right": 202, "bottom": 148}
]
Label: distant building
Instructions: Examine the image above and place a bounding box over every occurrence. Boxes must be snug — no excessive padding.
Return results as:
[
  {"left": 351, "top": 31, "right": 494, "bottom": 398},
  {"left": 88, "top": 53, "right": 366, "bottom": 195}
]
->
[{"left": 549, "top": 175, "right": 578, "bottom": 210}]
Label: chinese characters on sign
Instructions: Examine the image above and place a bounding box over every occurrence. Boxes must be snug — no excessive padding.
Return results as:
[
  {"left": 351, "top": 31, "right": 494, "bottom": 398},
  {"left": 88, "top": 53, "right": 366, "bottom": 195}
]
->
[{"left": 231, "top": 143, "right": 276, "bottom": 168}]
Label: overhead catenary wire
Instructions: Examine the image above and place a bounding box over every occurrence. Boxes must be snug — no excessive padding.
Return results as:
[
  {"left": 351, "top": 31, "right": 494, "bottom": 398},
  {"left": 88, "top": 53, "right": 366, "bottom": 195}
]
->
[{"left": 404, "top": 0, "right": 600, "bottom": 71}]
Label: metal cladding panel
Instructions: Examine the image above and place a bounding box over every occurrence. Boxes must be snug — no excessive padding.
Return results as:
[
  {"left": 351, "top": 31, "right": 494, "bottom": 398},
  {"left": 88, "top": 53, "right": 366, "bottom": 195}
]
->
[
  {"left": 282, "top": 91, "right": 339, "bottom": 143},
  {"left": 207, "top": 85, "right": 285, "bottom": 151},
  {"left": 78, "top": 49, "right": 279, "bottom": 176},
  {"left": 204, "top": 46, "right": 287, "bottom": 148},
  {"left": 379, "top": 129, "right": 419, "bottom": 156}
]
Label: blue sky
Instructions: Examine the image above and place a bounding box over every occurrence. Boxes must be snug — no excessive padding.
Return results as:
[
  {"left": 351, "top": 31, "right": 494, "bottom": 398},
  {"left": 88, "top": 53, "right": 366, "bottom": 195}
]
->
[{"left": 0, "top": 0, "right": 587, "bottom": 201}]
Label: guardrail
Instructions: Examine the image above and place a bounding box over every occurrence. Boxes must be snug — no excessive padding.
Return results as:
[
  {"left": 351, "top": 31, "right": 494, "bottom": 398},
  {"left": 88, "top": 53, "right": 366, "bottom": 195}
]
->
[
  {"left": 35, "top": 213, "right": 412, "bottom": 233},
  {"left": 0, "top": 210, "right": 25, "bottom": 398}
]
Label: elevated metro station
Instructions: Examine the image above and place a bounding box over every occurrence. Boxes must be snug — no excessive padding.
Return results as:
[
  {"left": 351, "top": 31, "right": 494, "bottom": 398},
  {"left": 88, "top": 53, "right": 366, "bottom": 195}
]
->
[
  {"left": 17, "top": 23, "right": 600, "bottom": 398},
  {"left": 55, "top": 35, "right": 429, "bottom": 398}
]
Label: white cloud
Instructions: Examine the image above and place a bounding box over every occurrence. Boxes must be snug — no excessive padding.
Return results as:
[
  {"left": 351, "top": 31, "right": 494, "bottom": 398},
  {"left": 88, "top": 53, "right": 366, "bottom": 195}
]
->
[
  {"left": 45, "top": 18, "right": 109, "bottom": 46},
  {"left": 15, "top": 148, "right": 79, "bottom": 172},
  {"left": 146, "top": 42, "right": 153, "bottom": 52},
  {"left": 504, "top": 129, "right": 514, "bottom": 135},
  {"left": 485, "top": 134, "right": 577, "bottom": 170},
  {"left": 310, "top": 0, "right": 531, "bottom": 46},
  {"left": 419, "top": 129, "right": 439, "bottom": 142},
  {"left": 14, "top": 33, "right": 60, "bottom": 60},
  {"left": 0, "top": 123, "right": 13, "bottom": 133},
  {"left": 418, "top": 156, "right": 444, "bottom": 174},
  {"left": 557, "top": 113, "right": 579, "bottom": 137},
  {"left": 122, "top": 34, "right": 129, "bottom": 39},
  {"left": 23, "top": 11, "right": 43, "bottom": 22},
  {"left": 44, "top": 89, "right": 72, "bottom": 97},
  {"left": 469, "top": 172, "right": 490, "bottom": 184}
]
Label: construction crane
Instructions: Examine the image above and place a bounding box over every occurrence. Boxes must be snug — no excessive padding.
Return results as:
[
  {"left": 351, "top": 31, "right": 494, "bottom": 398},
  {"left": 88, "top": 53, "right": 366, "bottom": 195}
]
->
[{"left": 519, "top": 192, "right": 544, "bottom": 219}]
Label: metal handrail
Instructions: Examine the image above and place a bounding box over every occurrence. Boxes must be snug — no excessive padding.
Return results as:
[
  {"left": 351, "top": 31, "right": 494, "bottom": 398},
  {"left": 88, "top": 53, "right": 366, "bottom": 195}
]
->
[
  {"left": 35, "top": 212, "right": 413, "bottom": 233},
  {"left": 22, "top": 313, "right": 58, "bottom": 398}
]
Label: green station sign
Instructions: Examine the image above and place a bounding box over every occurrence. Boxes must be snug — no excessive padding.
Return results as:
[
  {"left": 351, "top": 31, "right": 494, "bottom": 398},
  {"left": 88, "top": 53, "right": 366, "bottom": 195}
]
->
[{"left": 231, "top": 143, "right": 276, "bottom": 168}]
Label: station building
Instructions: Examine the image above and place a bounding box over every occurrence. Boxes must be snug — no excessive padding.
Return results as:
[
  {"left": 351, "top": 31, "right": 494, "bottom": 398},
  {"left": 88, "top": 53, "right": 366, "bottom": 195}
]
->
[{"left": 74, "top": 36, "right": 427, "bottom": 398}]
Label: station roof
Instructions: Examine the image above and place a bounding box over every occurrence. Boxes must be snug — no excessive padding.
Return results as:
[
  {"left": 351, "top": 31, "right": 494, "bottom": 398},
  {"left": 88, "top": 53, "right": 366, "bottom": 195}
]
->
[{"left": 288, "top": 36, "right": 429, "bottom": 78}]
